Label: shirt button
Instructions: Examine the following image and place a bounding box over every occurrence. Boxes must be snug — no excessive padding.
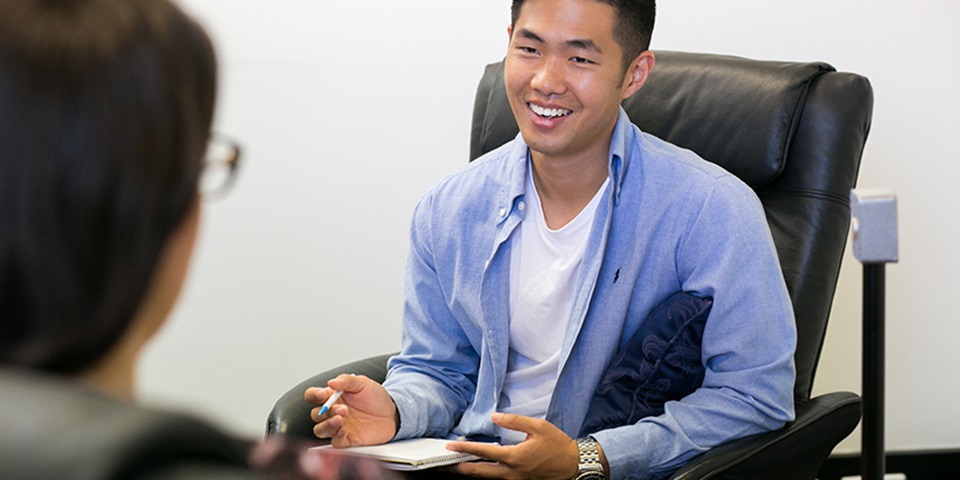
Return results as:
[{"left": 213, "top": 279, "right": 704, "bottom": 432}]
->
[
  {"left": 518, "top": 201, "right": 525, "bottom": 211},
  {"left": 499, "top": 208, "right": 506, "bottom": 217}
]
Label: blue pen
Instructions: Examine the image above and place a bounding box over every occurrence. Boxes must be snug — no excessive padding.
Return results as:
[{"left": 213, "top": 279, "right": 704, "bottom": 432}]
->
[{"left": 317, "top": 390, "right": 344, "bottom": 416}]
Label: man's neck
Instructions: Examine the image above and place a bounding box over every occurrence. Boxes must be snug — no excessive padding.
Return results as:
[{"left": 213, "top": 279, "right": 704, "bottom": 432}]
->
[{"left": 530, "top": 150, "right": 609, "bottom": 230}]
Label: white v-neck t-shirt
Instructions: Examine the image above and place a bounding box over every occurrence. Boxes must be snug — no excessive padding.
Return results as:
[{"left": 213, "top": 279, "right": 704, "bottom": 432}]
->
[{"left": 496, "top": 165, "right": 609, "bottom": 444}]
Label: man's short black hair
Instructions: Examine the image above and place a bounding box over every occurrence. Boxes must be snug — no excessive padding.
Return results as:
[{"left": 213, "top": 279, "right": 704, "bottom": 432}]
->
[{"left": 511, "top": 0, "right": 656, "bottom": 70}]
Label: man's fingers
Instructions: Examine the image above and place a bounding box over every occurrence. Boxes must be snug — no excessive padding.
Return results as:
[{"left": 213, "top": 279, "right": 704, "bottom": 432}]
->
[
  {"left": 445, "top": 440, "right": 511, "bottom": 463},
  {"left": 491, "top": 412, "right": 540, "bottom": 435},
  {"left": 450, "top": 460, "right": 512, "bottom": 478},
  {"left": 305, "top": 374, "right": 363, "bottom": 405},
  {"left": 326, "top": 373, "right": 363, "bottom": 392},
  {"left": 311, "top": 403, "right": 349, "bottom": 422},
  {"left": 331, "top": 427, "right": 361, "bottom": 448},
  {"left": 304, "top": 386, "right": 331, "bottom": 404},
  {"left": 311, "top": 415, "right": 343, "bottom": 439}
]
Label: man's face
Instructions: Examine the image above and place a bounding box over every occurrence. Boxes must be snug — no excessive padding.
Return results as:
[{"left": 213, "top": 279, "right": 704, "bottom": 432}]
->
[{"left": 504, "top": 0, "right": 651, "bottom": 163}]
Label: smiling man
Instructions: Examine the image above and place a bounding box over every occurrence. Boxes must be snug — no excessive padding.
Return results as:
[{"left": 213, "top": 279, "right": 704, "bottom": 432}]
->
[{"left": 306, "top": 1, "right": 797, "bottom": 478}]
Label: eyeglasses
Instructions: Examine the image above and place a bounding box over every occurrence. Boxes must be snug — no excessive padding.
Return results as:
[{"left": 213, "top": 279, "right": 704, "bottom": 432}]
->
[{"left": 200, "top": 136, "right": 242, "bottom": 199}]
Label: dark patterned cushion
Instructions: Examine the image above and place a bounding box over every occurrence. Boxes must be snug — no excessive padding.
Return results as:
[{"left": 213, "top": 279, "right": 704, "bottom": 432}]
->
[{"left": 580, "top": 292, "right": 712, "bottom": 435}]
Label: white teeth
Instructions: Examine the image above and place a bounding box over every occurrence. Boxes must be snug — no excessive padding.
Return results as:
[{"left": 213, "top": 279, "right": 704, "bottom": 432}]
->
[{"left": 529, "top": 103, "right": 571, "bottom": 118}]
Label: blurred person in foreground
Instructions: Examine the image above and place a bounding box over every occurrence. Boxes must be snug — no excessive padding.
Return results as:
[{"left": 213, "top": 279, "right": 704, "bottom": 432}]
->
[{"left": 0, "top": 0, "right": 393, "bottom": 478}]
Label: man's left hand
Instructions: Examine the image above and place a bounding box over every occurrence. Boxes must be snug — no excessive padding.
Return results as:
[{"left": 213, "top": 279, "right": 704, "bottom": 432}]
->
[{"left": 445, "top": 413, "right": 580, "bottom": 480}]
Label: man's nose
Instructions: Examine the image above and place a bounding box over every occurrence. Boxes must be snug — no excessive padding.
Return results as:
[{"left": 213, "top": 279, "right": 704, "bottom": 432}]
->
[{"left": 531, "top": 57, "right": 567, "bottom": 96}]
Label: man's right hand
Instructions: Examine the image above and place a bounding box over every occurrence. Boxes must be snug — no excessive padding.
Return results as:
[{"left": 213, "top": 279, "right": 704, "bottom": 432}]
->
[{"left": 304, "top": 374, "right": 398, "bottom": 447}]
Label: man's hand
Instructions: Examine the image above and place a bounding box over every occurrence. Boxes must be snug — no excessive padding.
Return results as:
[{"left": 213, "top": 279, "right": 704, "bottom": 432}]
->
[
  {"left": 304, "top": 374, "right": 397, "bottom": 447},
  {"left": 444, "top": 413, "right": 582, "bottom": 480}
]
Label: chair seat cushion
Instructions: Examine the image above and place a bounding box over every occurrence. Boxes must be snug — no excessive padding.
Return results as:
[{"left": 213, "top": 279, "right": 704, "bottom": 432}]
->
[{"left": 581, "top": 291, "right": 712, "bottom": 434}]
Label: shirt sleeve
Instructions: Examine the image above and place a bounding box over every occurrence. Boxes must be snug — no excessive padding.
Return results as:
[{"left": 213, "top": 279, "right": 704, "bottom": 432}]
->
[
  {"left": 593, "top": 176, "right": 797, "bottom": 479},
  {"left": 382, "top": 192, "right": 480, "bottom": 440}
]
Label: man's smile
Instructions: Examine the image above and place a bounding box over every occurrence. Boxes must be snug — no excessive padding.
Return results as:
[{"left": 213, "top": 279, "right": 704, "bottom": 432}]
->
[{"left": 528, "top": 102, "right": 573, "bottom": 119}]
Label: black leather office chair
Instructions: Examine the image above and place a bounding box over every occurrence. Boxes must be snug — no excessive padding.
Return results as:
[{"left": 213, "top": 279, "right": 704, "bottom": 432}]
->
[{"left": 267, "top": 51, "right": 873, "bottom": 479}]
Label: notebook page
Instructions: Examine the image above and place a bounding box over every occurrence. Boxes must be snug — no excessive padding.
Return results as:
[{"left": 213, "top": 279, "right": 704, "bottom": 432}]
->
[{"left": 311, "top": 438, "right": 486, "bottom": 471}]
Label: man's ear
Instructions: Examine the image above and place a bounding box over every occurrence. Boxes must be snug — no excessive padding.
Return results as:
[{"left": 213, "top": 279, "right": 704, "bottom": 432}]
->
[
  {"left": 507, "top": 25, "right": 513, "bottom": 40},
  {"left": 622, "top": 50, "right": 656, "bottom": 100}
]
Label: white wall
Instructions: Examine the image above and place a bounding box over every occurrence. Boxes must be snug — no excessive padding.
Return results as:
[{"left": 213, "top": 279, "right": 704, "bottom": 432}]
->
[{"left": 142, "top": 0, "right": 960, "bottom": 454}]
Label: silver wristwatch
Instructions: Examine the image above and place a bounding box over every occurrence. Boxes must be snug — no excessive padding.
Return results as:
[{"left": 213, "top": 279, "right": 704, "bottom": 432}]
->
[{"left": 575, "top": 437, "right": 606, "bottom": 479}]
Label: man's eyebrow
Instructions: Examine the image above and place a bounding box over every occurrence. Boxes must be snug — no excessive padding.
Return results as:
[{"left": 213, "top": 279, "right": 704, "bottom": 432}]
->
[
  {"left": 514, "top": 28, "right": 604, "bottom": 54},
  {"left": 567, "top": 38, "right": 603, "bottom": 54},
  {"left": 515, "top": 28, "right": 545, "bottom": 44}
]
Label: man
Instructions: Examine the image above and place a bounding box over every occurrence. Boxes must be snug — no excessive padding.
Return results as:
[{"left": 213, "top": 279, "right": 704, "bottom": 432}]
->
[{"left": 307, "top": 0, "right": 796, "bottom": 478}]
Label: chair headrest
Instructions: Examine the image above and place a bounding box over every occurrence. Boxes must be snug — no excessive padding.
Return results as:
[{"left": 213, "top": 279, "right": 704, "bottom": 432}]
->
[{"left": 472, "top": 51, "right": 834, "bottom": 187}]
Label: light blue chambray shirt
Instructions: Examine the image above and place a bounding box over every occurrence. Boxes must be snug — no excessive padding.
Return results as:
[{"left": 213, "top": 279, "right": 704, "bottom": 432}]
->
[{"left": 382, "top": 109, "right": 796, "bottom": 479}]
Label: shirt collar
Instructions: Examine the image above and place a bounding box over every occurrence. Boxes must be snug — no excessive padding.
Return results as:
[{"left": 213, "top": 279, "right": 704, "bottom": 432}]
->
[
  {"left": 500, "top": 107, "right": 632, "bottom": 217},
  {"left": 607, "top": 107, "right": 631, "bottom": 206}
]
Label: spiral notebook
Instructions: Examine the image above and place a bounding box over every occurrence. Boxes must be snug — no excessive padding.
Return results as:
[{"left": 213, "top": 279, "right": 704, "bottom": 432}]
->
[{"left": 312, "top": 438, "right": 485, "bottom": 471}]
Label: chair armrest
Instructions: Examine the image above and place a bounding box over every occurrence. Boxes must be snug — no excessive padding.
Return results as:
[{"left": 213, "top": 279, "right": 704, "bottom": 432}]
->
[
  {"left": 266, "top": 354, "right": 859, "bottom": 479},
  {"left": 265, "top": 352, "right": 396, "bottom": 440},
  {"left": 670, "top": 391, "right": 861, "bottom": 480}
]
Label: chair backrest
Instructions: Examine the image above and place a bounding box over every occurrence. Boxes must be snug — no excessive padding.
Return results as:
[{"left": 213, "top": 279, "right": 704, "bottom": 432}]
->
[{"left": 469, "top": 51, "right": 873, "bottom": 401}]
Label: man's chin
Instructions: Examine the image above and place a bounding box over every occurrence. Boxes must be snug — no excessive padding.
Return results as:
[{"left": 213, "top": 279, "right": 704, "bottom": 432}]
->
[{"left": 519, "top": 137, "right": 571, "bottom": 159}]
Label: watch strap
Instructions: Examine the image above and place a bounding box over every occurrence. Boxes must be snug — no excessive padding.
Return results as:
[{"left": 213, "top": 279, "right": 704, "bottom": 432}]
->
[{"left": 575, "top": 437, "right": 606, "bottom": 479}]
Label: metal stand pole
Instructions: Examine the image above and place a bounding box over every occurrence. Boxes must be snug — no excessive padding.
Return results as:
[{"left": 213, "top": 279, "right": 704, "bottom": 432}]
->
[
  {"left": 861, "top": 263, "right": 885, "bottom": 480},
  {"left": 850, "top": 189, "right": 897, "bottom": 480}
]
